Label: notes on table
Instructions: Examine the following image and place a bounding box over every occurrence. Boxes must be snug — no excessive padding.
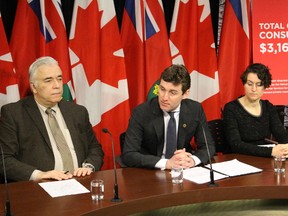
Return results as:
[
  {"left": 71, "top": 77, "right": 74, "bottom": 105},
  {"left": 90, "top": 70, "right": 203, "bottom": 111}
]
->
[
  {"left": 183, "top": 167, "right": 228, "bottom": 184},
  {"left": 39, "top": 179, "right": 89, "bottom": 198},
  {"left": 183, "top": 159, "right": 262, "bottom": 184},
  {"left": 206, "top": 159, "right": 263, "bottom": 177}
]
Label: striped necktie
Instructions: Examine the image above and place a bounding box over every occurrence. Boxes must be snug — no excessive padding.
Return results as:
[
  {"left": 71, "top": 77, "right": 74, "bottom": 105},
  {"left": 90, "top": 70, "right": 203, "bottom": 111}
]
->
[{"left": 46, "top": 108, "right": 74, "bottom": 172}]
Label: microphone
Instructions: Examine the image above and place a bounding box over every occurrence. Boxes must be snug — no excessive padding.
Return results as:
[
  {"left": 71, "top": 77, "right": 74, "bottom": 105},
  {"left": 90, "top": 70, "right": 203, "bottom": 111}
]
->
[
  {"left": 198, "top": 121, "right": 218, "bottom": 187},
  {"left": 102, "top": 128, "right": 122, "bottom": 202},
  {"left": 0, "top": 144, "right": 13, "bottom": 216}
]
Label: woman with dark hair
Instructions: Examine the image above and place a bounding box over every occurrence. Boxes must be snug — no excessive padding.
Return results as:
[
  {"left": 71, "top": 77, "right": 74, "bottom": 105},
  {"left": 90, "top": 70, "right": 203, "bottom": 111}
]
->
[{"left": 223, "top": 63, "right": 288, "bottom": 157}]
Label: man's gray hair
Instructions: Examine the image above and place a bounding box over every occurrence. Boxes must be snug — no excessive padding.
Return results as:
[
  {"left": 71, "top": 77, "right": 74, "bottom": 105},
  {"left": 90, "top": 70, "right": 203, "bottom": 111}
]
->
[{"left": 29, "top": 56, "right": 59, "bottom": 84}]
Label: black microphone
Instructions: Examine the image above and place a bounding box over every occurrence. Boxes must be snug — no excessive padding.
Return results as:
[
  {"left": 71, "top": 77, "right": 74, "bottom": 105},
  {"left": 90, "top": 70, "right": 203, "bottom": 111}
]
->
[
  {"left": 0, "top": 144, "right": 13, "bottom": 216},
  {"left": 198, "top": 121, "right": 218, "bottom": 187},
  {"left": 102, "top": 128, "right": 122, "bottom": 202}
]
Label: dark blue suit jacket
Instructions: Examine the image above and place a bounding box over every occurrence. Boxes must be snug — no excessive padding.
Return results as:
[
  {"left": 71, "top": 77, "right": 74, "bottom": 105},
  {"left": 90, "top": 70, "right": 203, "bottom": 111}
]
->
[{"left": 121, "top": 97, "right": 215, "bottom": 168}]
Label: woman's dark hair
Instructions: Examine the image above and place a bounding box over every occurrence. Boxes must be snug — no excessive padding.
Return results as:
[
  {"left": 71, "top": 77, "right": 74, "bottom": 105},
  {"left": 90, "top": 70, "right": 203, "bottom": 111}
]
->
[
  {"left": 240, "top": 63, "right": 272, "bottom": 88},
  {"left": 160, "top": 64, "right": 191, "bottom": 94}
]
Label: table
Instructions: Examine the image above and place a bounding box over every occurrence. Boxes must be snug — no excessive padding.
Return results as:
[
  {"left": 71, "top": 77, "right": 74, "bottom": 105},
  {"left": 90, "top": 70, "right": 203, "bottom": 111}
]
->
[{"left": 0, "top": 154, "right": 287, "bottom": 216}]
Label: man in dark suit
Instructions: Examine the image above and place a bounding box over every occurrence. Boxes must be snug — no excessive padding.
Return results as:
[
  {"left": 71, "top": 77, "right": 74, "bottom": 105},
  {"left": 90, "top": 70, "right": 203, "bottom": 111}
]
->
[
  {"left": 121, "top": 64, "right": 215, "bottom": 170},
  {"left": 0, "top": 56, "right": 104, "bottom": 181}
]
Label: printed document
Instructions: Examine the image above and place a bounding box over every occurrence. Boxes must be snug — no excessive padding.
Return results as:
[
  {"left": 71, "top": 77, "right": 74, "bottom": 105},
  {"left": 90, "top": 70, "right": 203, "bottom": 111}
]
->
[{"left": 39, "top": 179, "right": 89, "bottom": 197}]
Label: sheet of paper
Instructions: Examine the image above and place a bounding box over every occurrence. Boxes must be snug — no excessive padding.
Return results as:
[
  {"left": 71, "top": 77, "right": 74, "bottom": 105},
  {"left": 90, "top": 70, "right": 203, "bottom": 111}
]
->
[
  {"left": 206, "top": 159, "right": 263, "bottom": 177},
  {"left": 183, "top": 166, "right": 228, "bottom": 184},
  {"left": 39, "top": 179, "right": 90, "bottom": 198}
]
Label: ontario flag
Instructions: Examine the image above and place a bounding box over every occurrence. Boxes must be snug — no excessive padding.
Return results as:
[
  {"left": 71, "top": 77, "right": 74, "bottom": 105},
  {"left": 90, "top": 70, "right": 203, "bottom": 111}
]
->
[
  {"left": 169, "top": 0, "right": 221, "bottom": 120},
  {"left": 218, "top": 0, "right": 252, "bottom": 108},
  {"left": 121, "top": 0, "right": 172, "bottom": 109},
  {"left": 9, "top": 0, "right": 73, "bottom": 100},
  {"left": 69, "top": 0, "right": 130, "bottom": 170},
  {"left": 0, "top": 12, "right": 20, "bottom": 109}
]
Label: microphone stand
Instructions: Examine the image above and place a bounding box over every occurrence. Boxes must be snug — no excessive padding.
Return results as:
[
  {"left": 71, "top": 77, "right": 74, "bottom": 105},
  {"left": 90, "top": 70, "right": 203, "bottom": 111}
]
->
[
  {"left": 199, "top": 122, "right": 218, "bottom": 187},
  {"left": 0, "top": 144, "right": 13, "bottom": 216},
  {"left": 102, "top": 128, "right": 122, "bottom": 202}
]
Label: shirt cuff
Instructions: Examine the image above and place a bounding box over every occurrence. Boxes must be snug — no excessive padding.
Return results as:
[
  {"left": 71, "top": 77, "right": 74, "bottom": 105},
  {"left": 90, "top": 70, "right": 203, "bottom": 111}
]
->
[
  {"left": 30, "top": 170, "right": 42, "bottom": 181},
  {"left": 191, "top": 155, "right": 201, "bottom": 166},
  {"left": 155, "top": 158, "right": 168, "bottom": 170},
  {"left": 82, "top": 162, "right": 95, "bottom": 172}
]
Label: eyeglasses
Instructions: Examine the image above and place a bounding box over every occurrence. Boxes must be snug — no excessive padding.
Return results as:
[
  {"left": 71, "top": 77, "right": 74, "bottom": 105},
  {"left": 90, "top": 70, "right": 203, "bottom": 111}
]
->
[{"left": 246, "top": 81, "right": 263, "bottom": 88}]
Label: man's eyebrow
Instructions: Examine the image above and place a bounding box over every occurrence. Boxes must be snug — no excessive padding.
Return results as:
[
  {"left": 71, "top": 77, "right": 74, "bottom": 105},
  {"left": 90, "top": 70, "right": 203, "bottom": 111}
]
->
[
  {"left": 43, "top": 74, "right": 62, "bottom": 80},
  {"left": 43, "top": 77, "right": 52, "bottom": 81}
]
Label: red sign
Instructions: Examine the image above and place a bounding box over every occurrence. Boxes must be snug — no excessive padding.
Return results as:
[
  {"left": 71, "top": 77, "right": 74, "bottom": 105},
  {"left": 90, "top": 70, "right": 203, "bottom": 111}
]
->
[{"left": 252, "top": 0, "right": 288, "bottom": 105}]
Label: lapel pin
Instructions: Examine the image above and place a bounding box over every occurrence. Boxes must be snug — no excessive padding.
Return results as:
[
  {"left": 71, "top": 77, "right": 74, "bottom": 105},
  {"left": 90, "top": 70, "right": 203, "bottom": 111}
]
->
[{"left": 183, "top": 124, "right": 187, "bottom": 128}]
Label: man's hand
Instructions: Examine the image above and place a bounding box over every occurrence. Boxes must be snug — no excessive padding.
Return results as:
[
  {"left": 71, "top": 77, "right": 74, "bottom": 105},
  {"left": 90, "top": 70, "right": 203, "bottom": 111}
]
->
[
  {"left": 73, "top": 167, "right": 93, "bottom": 177},
  {"left": 165, "top": 148, "right": 195, "bottom": 169},
  {"left": 36, "top": 170, "right": 73, "bottom": 181}
]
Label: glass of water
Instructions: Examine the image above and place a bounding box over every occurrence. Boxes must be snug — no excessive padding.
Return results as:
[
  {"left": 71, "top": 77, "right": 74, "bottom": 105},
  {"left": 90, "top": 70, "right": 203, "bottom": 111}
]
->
[
  {"left": 274, "top": 156, "right": 286, "bottom": 173},
  {"left": 171, "top": 167, "right": 183, "bottom": 184},
  {"left": 90, "top": 179, "right": 104, "bottom": 201}
]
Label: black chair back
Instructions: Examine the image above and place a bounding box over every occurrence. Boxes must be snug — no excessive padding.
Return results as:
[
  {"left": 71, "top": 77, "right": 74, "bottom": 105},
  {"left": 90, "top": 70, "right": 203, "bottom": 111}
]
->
[{"left": 208, "top": 119, "right": 230, "bottom": 154}]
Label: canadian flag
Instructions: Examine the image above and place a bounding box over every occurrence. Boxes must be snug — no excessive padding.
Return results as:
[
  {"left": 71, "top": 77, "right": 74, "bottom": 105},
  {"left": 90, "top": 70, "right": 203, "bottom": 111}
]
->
[
  {"left": 69, "top": 0, "right": 130, "bottom": 170},
  {"left": 121, "top": 0, "right": 172, "bottom": 109},
  {"left": 9, "top": 0, "right": 73, "bottom": 100},
  {"left": 218, "top": 0, "right": 252, "bottom": 108},
  {"left": 0, "top": 12, "right": 20, "bottom": 109},
  {"left": 169, "top": 0, "right": 221, "bottom": 120}
]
